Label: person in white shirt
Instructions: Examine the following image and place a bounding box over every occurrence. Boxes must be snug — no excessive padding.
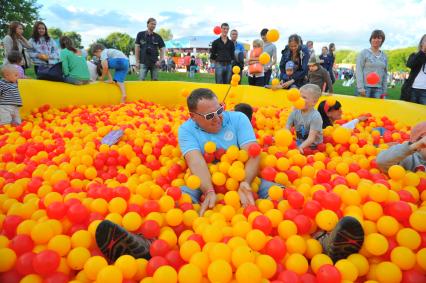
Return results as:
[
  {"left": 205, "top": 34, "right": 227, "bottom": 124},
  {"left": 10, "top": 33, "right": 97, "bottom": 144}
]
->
[{"left": 317, "top": 100, "right": 368, "bottom": 129}]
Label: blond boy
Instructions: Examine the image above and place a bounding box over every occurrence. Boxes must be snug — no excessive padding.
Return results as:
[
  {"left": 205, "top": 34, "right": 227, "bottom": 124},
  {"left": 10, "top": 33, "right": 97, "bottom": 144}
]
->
[
  {"left": 286, "top": 84, "right": 323, "bottom": 153},
  {"left": 0, "top": 64, "right": 22, "bottom": 125}
]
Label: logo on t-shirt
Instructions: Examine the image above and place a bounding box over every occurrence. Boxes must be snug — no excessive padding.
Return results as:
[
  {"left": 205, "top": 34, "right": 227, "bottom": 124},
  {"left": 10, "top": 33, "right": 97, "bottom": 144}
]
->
[{"left": 224, "top": 130, "right": 234, "bottom": 141}]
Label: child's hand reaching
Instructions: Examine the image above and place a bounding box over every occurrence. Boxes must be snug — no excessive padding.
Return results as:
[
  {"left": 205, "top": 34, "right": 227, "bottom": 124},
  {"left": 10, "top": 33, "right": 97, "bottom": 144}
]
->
[
  {"left": 358, "top": 115, "right": 369, "bottom": 122},
  {"left": 411, "top": 136, "right": 426, "bottom": 150}
]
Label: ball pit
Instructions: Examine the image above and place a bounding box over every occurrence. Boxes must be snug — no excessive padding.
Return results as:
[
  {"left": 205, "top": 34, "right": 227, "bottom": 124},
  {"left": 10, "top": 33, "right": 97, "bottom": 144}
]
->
[{"left": 0, "top": 80, "right": 426, "bottom": 282}]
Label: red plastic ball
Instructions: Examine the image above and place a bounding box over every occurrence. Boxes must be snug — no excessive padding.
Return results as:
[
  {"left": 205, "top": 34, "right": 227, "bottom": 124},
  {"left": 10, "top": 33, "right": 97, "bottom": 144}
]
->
[
  {"left": 146, "top": 256, "right": 168, "bottom": 276},
  {"left": 252, "top": 215, "right": 273, "bottom": 235},
  {"left": 302, "top": 200, "right": 322, "bottom": 219},
  {"left": 321, "top": 192, "right": 341, "bottom": 211},
  {"left": 165, "top": 250, "right": 185, "bottom": 270},
  {"left": 278, "top": 270, "right": 301, "bottom": 283},
  {"left": 16, "top": 252, "right": 36, "bottom": 275},
  {"left": 287, "top": 191, "right": 305, "bottom": 209},
  {"left": 9, "top": 234, "right": 34, "bottom": 255},
  {"left": 213, "top": 26, "right": 221, "bottom": 35},
  {"left": 261, "top": 167, "right": 277, "bottom": 181},
  {"left": 67, "top": 203, "right": 89, "bottom": 224},
  {"left": 166, "top": 186, "right": 182, "bottom": 201},
  {"left": 149, "top": 239, "right": 170, "bottom": 257},
  {"left": 248, "top": 143, "right": 262, "bottom": 157},
  {"left": 47, "top": 201, "right": 68, "bottom": 219},
  {"left": 293, "top": 214, "right": 312, "bottom": 235},
  {"left": 264, "top": 236, "right": 286, "bottom": 261},
  {"left": 3, "top": 215, "right": 23, "bottom": 238},
  {"left": 387, "top": 201, "right": 412, "bottom": 221},
  {"left": 45, "top": 272, "right": 69, "bottom": 283},
  {"left": 316, "top": 264, "right": 341, "bottom": 283},
  {"left": 366, "top": 72, "right": 380, "bottom": 85},
  {"left": 32, "top": 250, "right": 60, "bottom": 276},
  {"left": 140, "top": 220, "right": 161, "bottom": 239}
]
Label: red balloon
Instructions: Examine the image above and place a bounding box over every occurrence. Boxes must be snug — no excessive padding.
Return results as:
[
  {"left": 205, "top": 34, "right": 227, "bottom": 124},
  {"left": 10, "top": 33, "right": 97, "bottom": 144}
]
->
[
  {"left": 366, "top": 72, "right": 380, "bottom": 85},
  {"left": 16, "top": 252, "right": 36, "bottom": 275},
  {"left": 287, "top": 191, "right": 305, "bottom": 209},
  {"left": 140, "top": 220, "right": 161, "bottom": 239},
  {"left": 283, "top": 208, "right": 300, "bottom": 220},
  {"left": 293, "top": 214, "right": 312, "bottom": 235},
  {"left": 166, "top": 186, "right": 182, "bottom": 201},
  {"left": 264, "top": 237, "right": 286, "bottom": 261},
  {"left": 253, "top": 215, "right": 273, "bottom": 235},
  {"left": 149, "top": 239, "right": 170, "bottom": 257},
  {"left": 213, "top": 26, "right": 221, "bottom": 35},
  {"left": 316, "top": 169, "right": 332, "bottom": 183},
  {"left": 248, "top": 143, "right": 262, "bottom": 157},
  {"left": 321, "top": 192, "right": 341, "bottom": 211},
  {"left": 67, "top": 203, "right": 89, "bottom": 224},
  {"left": 146, "top": 256, "right": 168, "bottom": 276},
  {"left": 141, "top": 200, "right": 160, "bottom": 216},
  {"left": 316, "top": 264, "right": 341, "bottom": 283},
  {"left": 32, "top": 250, "right": 60, "bottom": 276},
  {"left": 47, "top": 201, "right": 68, "bottom": 219},
  {"left": 388, "top": 201, "right": 412, "bottom": 221},
  {"left": 9, "top": 234, "right": 34, "bottom": 255},
  {"left": 165, "top": 250, "right": 185, "bottom": 270},
  {"left": 187, "top": 234, "right": 205, "bottom": 248},
  {"left": 115, "top": 186, "right": 130, "bottom": 200},
  {"left": 261, "top": 166, "right": 277, "bottom": 181},
  {"left": 278, "top": 270, "right": 301, "bottom": 283},
  {"left": 3, "top": 215, "right": 23, "bottom": 238}
]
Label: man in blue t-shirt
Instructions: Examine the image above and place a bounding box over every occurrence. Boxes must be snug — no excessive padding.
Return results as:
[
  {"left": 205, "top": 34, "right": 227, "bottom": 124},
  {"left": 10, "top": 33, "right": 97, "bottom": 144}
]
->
[{"left": 230, "top": 29, "right": 245, "bottom": 84}]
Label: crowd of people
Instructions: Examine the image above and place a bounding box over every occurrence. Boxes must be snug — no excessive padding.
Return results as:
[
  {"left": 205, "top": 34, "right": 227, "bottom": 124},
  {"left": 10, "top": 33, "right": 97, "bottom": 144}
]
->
[{"left": 1, "top": 18, "right": 426, "bottom": 126}]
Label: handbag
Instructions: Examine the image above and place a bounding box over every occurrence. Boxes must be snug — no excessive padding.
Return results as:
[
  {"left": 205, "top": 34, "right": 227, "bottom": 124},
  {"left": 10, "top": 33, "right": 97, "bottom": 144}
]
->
[{"left": 36, "top": 62, "right": 64, "bottom": 82}]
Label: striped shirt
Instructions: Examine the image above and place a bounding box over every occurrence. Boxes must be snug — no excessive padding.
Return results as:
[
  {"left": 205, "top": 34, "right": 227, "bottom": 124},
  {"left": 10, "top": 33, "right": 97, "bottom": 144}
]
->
[{"left": 0, "top": 80, "right": 22, "bottom": 106}]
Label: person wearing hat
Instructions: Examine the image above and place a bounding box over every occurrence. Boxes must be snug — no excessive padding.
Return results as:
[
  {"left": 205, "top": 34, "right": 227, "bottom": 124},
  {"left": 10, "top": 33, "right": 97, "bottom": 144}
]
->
[
  {"left": 377, "top": 121, "right": 426, "bottom": 172},
  {"left": 278, "top": 61, "right": 297, "bottom": 89},
  {"left": 307, "top": 55, "right": 333, "bottom": 94}
]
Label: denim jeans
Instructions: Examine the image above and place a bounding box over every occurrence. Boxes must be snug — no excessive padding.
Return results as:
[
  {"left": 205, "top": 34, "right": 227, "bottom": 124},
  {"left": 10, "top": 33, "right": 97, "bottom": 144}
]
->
[
  {"left": 139, "top": 64, "right": 159, "bottom": 81},
  {"left": 180, "top": 179, "right": 284, "bottom": 203},
  {"left": 248, "top": 75, "right": 265, "bottom": 87},
  {"left": 365, "top": 86, "right": 384, "bottom": 98},
  {"left": 410, "top": 88, "right": 426, "bottom": 105},
  {"left": 214, "top": 62, "right": 232, "bottom": 84}
]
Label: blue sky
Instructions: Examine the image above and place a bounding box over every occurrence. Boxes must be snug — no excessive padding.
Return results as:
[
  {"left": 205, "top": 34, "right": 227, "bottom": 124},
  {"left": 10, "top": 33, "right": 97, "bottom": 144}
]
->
[{"left": 38, "top": 0, "right": 426, "bottom": 52}]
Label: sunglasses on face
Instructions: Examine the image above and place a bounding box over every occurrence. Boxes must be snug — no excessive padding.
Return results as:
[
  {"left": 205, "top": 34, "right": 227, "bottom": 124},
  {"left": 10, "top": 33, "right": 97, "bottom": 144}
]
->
[{"left": 192, "top": 105, "right": 224, "bottom": 120}]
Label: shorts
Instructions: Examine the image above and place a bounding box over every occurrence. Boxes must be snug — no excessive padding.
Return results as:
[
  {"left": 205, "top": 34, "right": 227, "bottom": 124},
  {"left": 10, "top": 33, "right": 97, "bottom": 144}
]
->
[
  {"left": 0, "top": 105, "right": 21, "bottom": 125},
  {"left": 180, "top": 178, "right": 284, "bottom": 203},
  {"left": 108, "top": 58, "right": 129, "bottom": 83}
]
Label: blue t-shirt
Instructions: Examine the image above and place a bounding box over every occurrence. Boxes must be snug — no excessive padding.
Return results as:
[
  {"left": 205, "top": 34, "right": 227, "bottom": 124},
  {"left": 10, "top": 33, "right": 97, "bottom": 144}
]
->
[{"left": 178, "top": 111, "right": 256, "bottom": 156}]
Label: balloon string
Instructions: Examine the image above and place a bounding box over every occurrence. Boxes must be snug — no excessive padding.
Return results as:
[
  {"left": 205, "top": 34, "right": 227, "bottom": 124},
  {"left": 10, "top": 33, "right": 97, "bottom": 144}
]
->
[{"left": 222, "top": 84, "right": 233, "bottom": 104}]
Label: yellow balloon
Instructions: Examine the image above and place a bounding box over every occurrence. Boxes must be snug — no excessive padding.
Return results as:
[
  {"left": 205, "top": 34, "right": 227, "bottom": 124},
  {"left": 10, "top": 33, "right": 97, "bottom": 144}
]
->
[
  {"left": 285, "top": 253, "right": 308, "bottom": 275},
  {"left": 287, "top": 88, "right": 301, "bottom": 102},
  {"left": 207, "top": 260, "right": 232, "bottom": 283},
  {"left": 375, "top": 262, "right": 402, "bottom": 283},
  {"left": 266, "top": 29, "right": 280, "bottom": 42},
  {"left": 293, "top": 98, "right": 306, "bottom": 110},
  {"left": 259, "top": 52, "right": 271, "bottom": 65},
  {"left": 235, "top": 262, "right": 262, "bottom": 283},
  {"left": 153, "top": 265, "right": 177, "bottom": 283},
  {"left": 232, "top": 65, "right": 241, "bottom": 74},
  {"left": 96, "top": 265, "right": 123, "bottom": 283},
  {"left": 178, "top": 264, "right": 202, "bottom": 283}
]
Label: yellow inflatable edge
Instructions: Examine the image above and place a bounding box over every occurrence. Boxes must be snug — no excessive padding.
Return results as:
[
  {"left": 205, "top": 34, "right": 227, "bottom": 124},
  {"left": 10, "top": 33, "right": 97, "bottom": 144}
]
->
[{"left": 18, "top": 80, "right": 425, "bottom": 126}]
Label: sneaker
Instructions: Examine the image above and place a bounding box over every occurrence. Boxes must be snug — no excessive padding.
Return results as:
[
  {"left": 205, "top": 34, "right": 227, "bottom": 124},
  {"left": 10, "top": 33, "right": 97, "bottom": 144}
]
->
[
  {"left": 95, "top": 220, "right": 152, "bottom": 263},
  {"left": 316, "top": 216, "right": 364, "bottom": 263}
]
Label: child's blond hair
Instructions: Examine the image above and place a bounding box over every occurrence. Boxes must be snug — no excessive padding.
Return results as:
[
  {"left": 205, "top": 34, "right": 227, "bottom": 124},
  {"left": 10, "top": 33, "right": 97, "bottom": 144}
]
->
[
  {"left": 252, "top": 39, "right": 264, "bottom": 48},
  {"left": 300, "top": 84, "right": 322, "bottom": 101},
  {"left": 1, "top": 64, "right": 19, "bottom": 77}
]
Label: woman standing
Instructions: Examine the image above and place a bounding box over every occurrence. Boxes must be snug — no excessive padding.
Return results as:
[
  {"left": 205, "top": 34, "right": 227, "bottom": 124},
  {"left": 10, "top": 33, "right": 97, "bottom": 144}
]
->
[
  {"left": 2, "top": 21, "right": 32, "bottom": 69},
  {"left": 401, "top": 34, "right": 426, "bottom": 104},
  {"left": 279, "top": 34, "right": 310, "bottom": 88},
  {"left": 59, "top": 36, "right": 90, "bottom": 85},
  {"left": 28, "top": 21, "right": 60, "bottom": 75},
  {"left": 328, "top": 43, "right": 336, "bottom": 84},
  {"left": 356, "top": 30, "right": 388, "bottom": 98}
]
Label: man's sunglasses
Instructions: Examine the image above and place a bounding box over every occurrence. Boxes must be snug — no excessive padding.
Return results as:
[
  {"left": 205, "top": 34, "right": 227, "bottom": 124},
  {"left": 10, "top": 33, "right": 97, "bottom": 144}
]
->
[{"left": 192, "top": 105, "right": 224, "bottom": 120}]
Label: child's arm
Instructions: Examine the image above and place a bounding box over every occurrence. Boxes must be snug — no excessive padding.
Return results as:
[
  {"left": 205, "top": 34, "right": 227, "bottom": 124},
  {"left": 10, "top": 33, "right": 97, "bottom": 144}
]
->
[
  {"left": 376, "top": 137, "right": 426, "bottom": 172},
  {"left": 60, "top": 51, "right": 70, "bottom": 77},
  {"left": 298, "top": 129, "right": 319, "bottom": 152},
  {"left": 100, "top": 60, "right": 113, "bottom": 82},
  {"left": 285, "top": 111, "right": 295, "bottom": 130},
  {"left": 324, "top": 69, "right": 333, "bottom": 94}
]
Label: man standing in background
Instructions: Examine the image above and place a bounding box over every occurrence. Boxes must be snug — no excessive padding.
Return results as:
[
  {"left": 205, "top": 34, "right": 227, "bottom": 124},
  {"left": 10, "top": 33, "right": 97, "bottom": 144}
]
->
[
  {"left": 210, "top": 23, "right": 235, "bottom": 84},
  {"left": 260, "top": 28, "right": 277, "bottom": 85}
]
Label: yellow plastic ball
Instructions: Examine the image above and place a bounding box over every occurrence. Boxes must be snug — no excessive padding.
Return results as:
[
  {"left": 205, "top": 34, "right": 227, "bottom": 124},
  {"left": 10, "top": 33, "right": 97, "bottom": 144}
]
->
[
  {"left": 20, "top": 274, "right": 43, "bottom": 283},
  {"left": 365, "top": 233, "right": 389, "bottom": 256},
  {"left": 287, "top": 88, "right": 300, "bottom": 102},
  {"left": 293, "top": 98, "right": 306, "bottom": 110},
  {"left": 417, "top": 248, "right": 426, "bottom": 271},
  {"left": 231, "top": 245, "right": 256, "bottom": 268},
  {"left": 232, "top": 66, "right": 241, "bottom": 74},
  {"left": 285, "top": 253, "right": 308, "bottom": 275},
  {"left": 286, "top": 234, "right": 307, "bottom": 254},
  {"left": 97, "top": 265, "right": 123, "bottom": 283},
  {"left": 332, "top": 127, "right": 351, "bottom": 144},
  {"left": 362, "top": 201, "right": 383, "bottom": 221},
  {"left": 311, "top": 254, "right": 333, "bottom": 273},
  {"left": 67, "top": 247, "right": 91, "bottom": 270},
  {"left": 207, "top": 260, "right": 232, "bottom": 283},
  {"left": 391, "top": 246, "right": 416, "bottom": 270},
  {"left": 186, "top": 175, "right": 201, "bottom": 190},
  {"left": 376, "top": 261, "right": 402, "bottom": 283},
  {"left": 409, "top": 210, "right": 426, "bottom": 232},
  {"left": 180, "top": 240, "right": 201, "bottom": 261},
  {"left": 266, "top": 29, "right": 280, "bottom": 42},
  {"left": 396, "top": 228, "right": 421, "bottom": 250},
  {"left": 84, "top": 256, "right": 108, "bottom": 280},
  {"left": 202, "top": 225, "right": 223, "bottom": 242},
  {"left": 246, "top": 229, "right": 266, "bottom": 251},
  {"left": 109, "top": 197, "right": 127, "bottom": 214},
  {"left": 275, "top": 129, "right": 293, "bottom": 147},
  {"left": 178, "top": 263, "right": 202, "bottom": 283},
  {"left": 31, "top": 221, "right": 54, "bottom": 244},
  {"left": 209, "top": 243, "right": 231, "bottom": 262},
  {"left": 278, "top": 220, "right": 298, "bottom": 239},
  {"left": 335, "top": 259, "right": 359, "bottom": 282},
  {"left": 190, "top": 252, "right": 210, "bottom": 275},
  {"left": 388, "top": 165, "right": 405, "bottom": 180},
  {"left": 271, "top": 78, "right": 280, "bottom": 86},
  {"left": 369, "top": 184, "right": 389, "bottom": 202},
  {"left": 377, "top": 216, "right": 400, "bottom": 237},
  {"left": 122, "top": 211, "right": 143, "bottom": 231},
  {"left": 347, "top": 253, "right": 369, "bottom": 276},
  {"left": 71, "top": 230, "right": 92, "bottom": 249},
  {"left": 204, "top": 141, "right": 216, "bottom": 154},
  {"left": 0, "top": 248, "right": 16, "bottom": 272},
  {"left": 235, "top": 262, "right": 262, "bottom": 283},
  {"left": 165, "top": 208, "right": 183, "bottom": 227},
  {"left": 315, "top": 209, "right": 338, "bottom": 231},
  {"left": 259, "top": 52, "right": 271, "bottom": 65},
  {"left": 48, "top": 234, "right": 71, "bottom": 256},
  {"left": 256, "top": 254, "right": 276, "bottom": 279}
]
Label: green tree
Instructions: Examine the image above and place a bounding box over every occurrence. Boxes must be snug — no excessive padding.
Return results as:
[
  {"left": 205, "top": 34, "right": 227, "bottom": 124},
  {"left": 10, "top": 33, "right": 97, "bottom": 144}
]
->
[
  {"left": 157, "top": 28, "right": 173, "bottom": 41},
  {"left": 335, "top": 50, "right": 358, "bottom": 64},
  {"left": 92, "top": 32, "right": 135, "bottom": 55},
  {"left": 1, "top": 0, "right": 41, "bottom": 38},
  {"left": 48, "top": 27, "right": 63, "bottom": 40},
  {"left": 63, "top": 31, "right": 82, "bottom": 48}
]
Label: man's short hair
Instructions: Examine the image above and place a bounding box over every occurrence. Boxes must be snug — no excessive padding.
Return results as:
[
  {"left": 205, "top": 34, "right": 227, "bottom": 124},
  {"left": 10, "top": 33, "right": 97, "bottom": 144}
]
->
[
  {"left": 369, "top": 29, "right": 385, "bottom": 46},
  {"left": 230, "top": 29, "right": 238, "bottom": 34},
  {"left": 260, "top": 29, "right": 269, "bottom": 37},
  {"left": 147, "top": 18, "right": 156, "bottom": 24},
  {"left": 234, "top": 103, "right": 253, "bottom": 121},
  {"left": 300, "top": 84, "right": 322, "bottom": 100},
  {"left": 187, "top": 88, "right": 217, "bottom": 112},
  {"left": 221, "top": 23, "right": 229, "bottom": 28}
]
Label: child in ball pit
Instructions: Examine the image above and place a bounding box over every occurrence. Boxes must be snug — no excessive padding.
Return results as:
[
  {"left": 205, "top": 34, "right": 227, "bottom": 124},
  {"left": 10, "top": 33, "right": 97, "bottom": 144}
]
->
[
  {"left": 7, "top": 50, "right": 27, "bottom": 79},
  {"left": 0, "top": 64, "right": 23, "bottom": 126},
  {"left": 317, "top": 99, "right": 369, "bottom": 129},
  {"left": 376, "top": 121, "right": 426, "bottom": 172},
  {"left": 286, "top": 84, "right": 323, "bottom": 154}
]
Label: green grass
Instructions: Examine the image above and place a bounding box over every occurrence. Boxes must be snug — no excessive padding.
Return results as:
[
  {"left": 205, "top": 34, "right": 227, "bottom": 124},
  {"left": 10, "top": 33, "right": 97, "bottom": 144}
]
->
[{"left": 25, "top": 68, "right": 402, "bottom": 100}]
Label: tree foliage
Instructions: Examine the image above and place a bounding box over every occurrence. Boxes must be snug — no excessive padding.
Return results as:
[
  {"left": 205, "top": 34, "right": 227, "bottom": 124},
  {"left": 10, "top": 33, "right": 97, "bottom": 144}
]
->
[
  {"left": 90, "top": 32, "right": 135, "bottom": 56},
  {"left": 335, "top": 47, "right": 418, "bottom": 72},
  {"left": 1, "top": 0, "right": 41, "bottom": 38},
  {"left": 48, "top": 27, "right": 63, "bottom": 40},
  {"left": 157, "top": 28, "right": 173, "bottom": 41},
  {"left": 63, "top": 31, "right": 82, "bottom": 48}
]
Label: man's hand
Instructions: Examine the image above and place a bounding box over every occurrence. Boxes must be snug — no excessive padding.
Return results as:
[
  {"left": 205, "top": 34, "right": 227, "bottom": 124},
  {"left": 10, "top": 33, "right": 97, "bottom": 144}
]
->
[
  {"left": 155, "top": 61, "right": 161, "bottom": 68},
  {"left": 238, "top": 181, "right": 255, "bottom": 207},
  {"left": 199, "top": 191, "right": 216, "bottom": 216},
  {"left": 359, "top": 90, "right": 366, "bottom": 97}
]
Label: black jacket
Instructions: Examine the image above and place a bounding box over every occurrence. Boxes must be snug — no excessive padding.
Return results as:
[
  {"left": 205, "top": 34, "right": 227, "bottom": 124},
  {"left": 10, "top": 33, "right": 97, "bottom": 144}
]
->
[
  {"left": 401, "top": 51, "right": 426, "bottom": 101},
  {"left": 279, "top": 45, "right": 310, "bottom": 87}
]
